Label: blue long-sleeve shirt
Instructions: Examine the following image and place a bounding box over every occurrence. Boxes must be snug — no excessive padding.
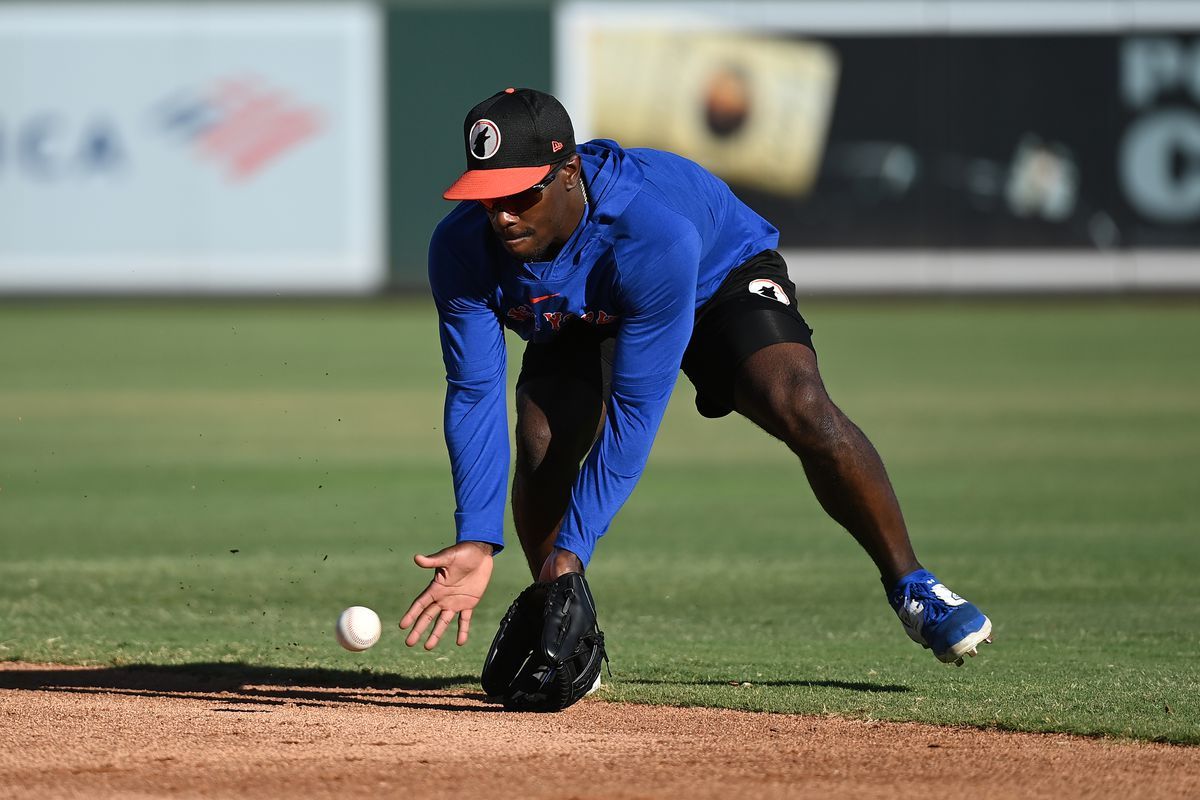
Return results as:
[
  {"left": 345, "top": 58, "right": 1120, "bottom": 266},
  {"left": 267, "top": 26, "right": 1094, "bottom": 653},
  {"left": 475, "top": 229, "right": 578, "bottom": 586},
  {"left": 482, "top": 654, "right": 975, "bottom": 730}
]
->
[{"left": 428, "top": 139, "right": 778, "bottom": 565}]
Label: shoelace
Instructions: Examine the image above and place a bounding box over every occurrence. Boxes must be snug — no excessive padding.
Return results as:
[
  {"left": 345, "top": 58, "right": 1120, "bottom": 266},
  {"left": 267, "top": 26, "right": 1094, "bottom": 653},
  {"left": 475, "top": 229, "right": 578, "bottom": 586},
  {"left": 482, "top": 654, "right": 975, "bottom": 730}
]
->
[{"left": 891, "top": 578, "right": 955, "bottom": 630}]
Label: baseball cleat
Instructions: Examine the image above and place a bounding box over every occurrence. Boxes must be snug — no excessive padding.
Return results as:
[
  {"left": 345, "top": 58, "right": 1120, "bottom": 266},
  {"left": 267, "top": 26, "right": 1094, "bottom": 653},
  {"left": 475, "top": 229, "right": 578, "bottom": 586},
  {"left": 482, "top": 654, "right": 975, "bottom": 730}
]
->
[
  {"left": 886, "top": 568, "right": 993, "bottom": 665},
  {"left": 950, "top": 632, "right": 994, "bottom": 666}
]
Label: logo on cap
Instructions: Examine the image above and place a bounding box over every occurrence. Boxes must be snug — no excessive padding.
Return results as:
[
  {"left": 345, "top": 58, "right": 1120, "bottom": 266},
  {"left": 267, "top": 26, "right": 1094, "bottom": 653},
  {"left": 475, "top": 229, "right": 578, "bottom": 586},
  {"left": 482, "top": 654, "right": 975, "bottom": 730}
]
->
[{"left": 469, "top": 119, "right": 501, "bottom": 160}]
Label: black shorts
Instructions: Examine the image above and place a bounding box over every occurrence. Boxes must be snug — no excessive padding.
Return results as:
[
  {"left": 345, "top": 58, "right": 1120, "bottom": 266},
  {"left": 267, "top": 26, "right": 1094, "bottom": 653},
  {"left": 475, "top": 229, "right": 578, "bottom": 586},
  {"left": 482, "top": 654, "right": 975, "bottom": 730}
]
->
[{"left": 515, "top": 249, "right": 814, "bottom": 419}]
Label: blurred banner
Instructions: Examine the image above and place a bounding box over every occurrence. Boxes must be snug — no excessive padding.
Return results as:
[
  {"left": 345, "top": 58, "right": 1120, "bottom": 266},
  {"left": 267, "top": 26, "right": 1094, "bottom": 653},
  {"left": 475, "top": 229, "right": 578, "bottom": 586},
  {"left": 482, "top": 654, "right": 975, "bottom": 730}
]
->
[
  {"left": 558, "top": 1, "right": 1200, "bottom": 290},
  {"left": 0, "top": 3, "right": 383, "bottom": 293},
  {"left": 588, "top": 30, "right": 838, "bottom": 196}
]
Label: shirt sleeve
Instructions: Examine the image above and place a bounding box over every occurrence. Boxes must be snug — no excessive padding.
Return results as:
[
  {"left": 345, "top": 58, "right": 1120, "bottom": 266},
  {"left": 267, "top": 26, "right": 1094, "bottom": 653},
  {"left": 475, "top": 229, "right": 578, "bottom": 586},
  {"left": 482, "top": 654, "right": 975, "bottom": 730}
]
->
[
  {"left": 553, "top": 225, "right": 702, "bottom": 565},
  {"left": 428, "top": 231, "right": 509, "bottom": 553}
]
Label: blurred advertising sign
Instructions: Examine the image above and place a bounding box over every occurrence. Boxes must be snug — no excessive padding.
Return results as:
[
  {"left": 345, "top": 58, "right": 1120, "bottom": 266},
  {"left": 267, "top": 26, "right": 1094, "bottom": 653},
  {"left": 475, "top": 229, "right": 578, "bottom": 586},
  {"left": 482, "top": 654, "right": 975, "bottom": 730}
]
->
[
  {"left": 587, "top": 31, "right": 837, "bottom": 195},
  {"left": 0, "top": 3, "right": 382, "bottom": 293},
  {"left": 558, "top": 2, "right": 1200, "bottom": 290}
]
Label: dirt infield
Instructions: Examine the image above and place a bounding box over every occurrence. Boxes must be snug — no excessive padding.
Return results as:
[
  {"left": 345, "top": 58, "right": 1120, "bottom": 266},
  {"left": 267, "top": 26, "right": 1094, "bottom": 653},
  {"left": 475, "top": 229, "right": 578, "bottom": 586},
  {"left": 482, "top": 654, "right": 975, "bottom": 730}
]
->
[{"left": 1, "top": 662, "right": 1196, "bottom": 799}]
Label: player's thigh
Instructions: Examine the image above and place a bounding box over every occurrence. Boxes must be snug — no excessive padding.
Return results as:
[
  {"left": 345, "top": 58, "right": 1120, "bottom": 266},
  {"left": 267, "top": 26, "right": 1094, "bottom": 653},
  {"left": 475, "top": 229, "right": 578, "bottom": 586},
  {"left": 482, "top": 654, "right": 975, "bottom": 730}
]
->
[
  {"left": 732, "top": 342, "right": 829, "bottom": 443},
  {"left": 682, "top": 249, "right": 815, "bottom": 421},
  {"left": 514, "top": 376, "right": 605, "bottom": 468},
  {"left": 514, "top": 326, "right": 613, "bottom": 469}
]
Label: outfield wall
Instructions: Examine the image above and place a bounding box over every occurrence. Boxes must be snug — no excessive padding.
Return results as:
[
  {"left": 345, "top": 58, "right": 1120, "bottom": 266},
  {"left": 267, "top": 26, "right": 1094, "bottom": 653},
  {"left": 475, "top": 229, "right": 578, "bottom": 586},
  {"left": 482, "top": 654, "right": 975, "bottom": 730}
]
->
[
  {"left": 0, "top": 3, "right": 386, "bottom": 293},
  {"left": 0, "top": 0, "right": 550, "bottom": 294},
  {"left": 1, "top": 0, "right": 1198, "bottom": 293},
  {"left": 557, "top": 1, "right": 1200, "bottom": 291}
]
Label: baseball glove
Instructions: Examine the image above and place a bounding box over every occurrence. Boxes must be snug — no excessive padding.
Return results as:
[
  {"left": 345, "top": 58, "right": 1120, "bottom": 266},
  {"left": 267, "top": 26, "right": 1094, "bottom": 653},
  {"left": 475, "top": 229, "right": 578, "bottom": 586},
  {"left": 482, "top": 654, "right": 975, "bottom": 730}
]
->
[{"left": 481, "top": 571, "right": 607, "bottom": 712}]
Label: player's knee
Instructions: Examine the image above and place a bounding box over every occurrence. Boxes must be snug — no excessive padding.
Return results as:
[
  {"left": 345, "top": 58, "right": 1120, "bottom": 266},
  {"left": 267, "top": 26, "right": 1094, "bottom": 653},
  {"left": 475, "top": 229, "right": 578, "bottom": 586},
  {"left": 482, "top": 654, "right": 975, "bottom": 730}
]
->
[
  {"left": 776, "top": 375, "right": 839, "bottom": 451},
  {"left": 514, "top": 416, "right": 553, "bottom": 475}
]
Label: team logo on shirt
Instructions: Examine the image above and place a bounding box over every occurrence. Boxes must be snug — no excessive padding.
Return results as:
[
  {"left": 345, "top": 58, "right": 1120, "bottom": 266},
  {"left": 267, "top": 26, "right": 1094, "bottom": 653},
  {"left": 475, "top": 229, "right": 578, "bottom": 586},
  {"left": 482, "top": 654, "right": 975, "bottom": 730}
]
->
[
  {"left": 581, "top": 310, "right": 618, "bottom": 325},
  {"left": 507, "top": 305, "right": 534, "bottom": 322},
  {"left": 748, "top": 278, "right": 788, "bottom": 305},
  {"left": 469, "top": 119, "right": 501, "bottom": 160},
  {"left": 504, "top": 304, "right": 618, "bottom": 329}
]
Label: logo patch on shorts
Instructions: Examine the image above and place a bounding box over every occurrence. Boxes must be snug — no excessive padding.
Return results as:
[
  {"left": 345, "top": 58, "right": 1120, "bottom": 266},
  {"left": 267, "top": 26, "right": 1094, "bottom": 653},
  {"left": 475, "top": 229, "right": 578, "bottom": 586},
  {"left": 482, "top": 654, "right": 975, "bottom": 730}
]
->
[
  {"left": 748, "top": 278, "right": 788, "bottom": 305},
  {"left": 469, "top": 119, "right": 501, "bottom": 160}
]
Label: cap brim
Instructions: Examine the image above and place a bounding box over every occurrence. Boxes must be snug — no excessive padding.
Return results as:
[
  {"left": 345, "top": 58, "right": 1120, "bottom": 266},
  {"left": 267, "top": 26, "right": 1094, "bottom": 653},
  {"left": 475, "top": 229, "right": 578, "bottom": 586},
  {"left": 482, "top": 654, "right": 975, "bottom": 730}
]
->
[{"left": 442, "top": 165, "right": 553, "bottom": 201}]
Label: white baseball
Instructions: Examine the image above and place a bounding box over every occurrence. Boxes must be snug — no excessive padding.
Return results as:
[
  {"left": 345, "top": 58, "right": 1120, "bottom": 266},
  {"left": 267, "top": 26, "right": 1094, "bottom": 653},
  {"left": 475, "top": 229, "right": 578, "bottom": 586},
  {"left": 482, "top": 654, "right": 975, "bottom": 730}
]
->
[{"left": 335, "top": 606, "right": 382, "bottom": 652}]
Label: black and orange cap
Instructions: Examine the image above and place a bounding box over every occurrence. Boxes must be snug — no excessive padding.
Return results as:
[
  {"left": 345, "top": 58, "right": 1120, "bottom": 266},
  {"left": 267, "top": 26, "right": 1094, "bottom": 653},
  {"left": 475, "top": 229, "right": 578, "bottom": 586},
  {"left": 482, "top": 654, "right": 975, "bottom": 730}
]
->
[{"left": 443, "top": 87, "right": 576, "bottom": 201}]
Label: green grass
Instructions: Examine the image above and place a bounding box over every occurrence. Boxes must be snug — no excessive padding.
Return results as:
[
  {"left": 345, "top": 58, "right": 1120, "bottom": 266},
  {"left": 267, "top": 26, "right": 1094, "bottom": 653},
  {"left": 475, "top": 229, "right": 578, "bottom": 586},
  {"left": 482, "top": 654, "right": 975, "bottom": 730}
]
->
[{"left": 1, "top": 298, "right": 1198, "bottom": 743}]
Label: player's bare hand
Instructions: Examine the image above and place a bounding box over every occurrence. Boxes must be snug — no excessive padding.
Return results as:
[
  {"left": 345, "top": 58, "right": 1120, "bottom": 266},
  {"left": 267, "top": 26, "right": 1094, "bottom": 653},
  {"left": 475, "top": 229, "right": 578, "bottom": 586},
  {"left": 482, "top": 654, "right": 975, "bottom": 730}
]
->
[{"left": 400, "top": 541, "right": 494, "bottom": 650}]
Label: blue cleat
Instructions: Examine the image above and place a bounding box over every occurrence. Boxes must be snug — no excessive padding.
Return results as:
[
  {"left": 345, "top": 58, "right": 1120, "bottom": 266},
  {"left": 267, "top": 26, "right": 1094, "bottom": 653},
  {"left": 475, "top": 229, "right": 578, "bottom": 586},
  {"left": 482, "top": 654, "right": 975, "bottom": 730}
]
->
[{"left": 887, "top": 569, "right": 993, "bottom": 666}]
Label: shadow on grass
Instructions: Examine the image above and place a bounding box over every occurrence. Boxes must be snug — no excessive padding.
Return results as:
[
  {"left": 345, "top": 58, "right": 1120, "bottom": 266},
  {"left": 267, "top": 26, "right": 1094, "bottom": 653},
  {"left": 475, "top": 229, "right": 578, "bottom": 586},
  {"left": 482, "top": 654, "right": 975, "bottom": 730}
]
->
[
  {"left": 621, "top": 678, "right": 912, "bottom": 693},
  {"left": 0, "top": 662, "right": 498, "bottom": 713}
]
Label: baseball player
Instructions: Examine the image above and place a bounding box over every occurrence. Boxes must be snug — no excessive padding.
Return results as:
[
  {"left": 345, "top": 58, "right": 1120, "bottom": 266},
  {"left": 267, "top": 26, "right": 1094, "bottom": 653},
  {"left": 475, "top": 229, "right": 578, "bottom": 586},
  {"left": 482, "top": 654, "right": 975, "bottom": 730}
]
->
[{"left": 400, "top": 88, "right": 992, "bottom": 688}]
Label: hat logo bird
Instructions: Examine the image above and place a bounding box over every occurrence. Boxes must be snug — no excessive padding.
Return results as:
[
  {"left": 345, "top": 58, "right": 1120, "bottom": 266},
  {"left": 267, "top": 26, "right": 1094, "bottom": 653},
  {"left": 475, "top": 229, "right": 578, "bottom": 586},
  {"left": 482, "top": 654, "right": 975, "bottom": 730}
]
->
[{"left": 473, "top": 127, "right": 492, "bottom": 158}]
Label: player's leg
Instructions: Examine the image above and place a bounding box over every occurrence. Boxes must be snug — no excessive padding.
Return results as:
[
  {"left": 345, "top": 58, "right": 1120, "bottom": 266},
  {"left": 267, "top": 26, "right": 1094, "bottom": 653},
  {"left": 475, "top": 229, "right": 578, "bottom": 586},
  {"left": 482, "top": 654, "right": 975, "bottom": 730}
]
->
[
  {"left": 731, "top": 342, "right": 918, "bottom": 585},
  {"left": 511, "top": 327, "right": 613, "bottom": 579},
  {"left": 683, "top": 250, "right": 991, "bottom": 664},
  {"left": 512, "top": 377, "right": 604, "bottom": 578},
  {"left": 731, "top": 344, "right": 991, "bottom": 664}
]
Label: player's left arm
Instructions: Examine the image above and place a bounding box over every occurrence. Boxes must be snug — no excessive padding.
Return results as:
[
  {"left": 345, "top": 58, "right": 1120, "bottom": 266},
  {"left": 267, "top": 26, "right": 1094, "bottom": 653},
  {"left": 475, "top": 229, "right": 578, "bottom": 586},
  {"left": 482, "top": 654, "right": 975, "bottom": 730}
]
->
[{"left": 550, "top": 222, "right": 702, "bottom": 569}]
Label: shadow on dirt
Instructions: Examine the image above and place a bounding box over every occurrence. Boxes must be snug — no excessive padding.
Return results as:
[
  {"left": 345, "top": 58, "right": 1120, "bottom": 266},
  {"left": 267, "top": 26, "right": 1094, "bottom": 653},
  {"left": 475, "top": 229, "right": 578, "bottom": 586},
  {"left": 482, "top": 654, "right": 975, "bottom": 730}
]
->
[
  {"left": 0, "top": 662, "right": 498, "bottom": 712},
  {"left": 0, "top": 664, "right": 911, "bottom": 711},
  {"left": 621, "top": 678, "right": 912, "bottom": 693}
]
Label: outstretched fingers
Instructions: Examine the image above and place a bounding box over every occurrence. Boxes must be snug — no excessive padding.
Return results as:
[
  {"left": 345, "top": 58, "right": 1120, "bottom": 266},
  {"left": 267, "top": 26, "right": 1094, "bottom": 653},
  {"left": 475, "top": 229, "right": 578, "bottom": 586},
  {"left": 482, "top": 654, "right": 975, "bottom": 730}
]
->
[
  {"left": 400, "top": 542, "right": 491, "bottom": 649},
  {"left": 423, "top": 608, "right": 457, "bottom": 650},
  {"left": 399, "top": 589, "right": 434, "bottom": 632},
  {"left": 456, "top": 608, "right": 472, "bottom": 646},
  {"left": 403, "top": 597, "right": 441, "bottom": 647}
]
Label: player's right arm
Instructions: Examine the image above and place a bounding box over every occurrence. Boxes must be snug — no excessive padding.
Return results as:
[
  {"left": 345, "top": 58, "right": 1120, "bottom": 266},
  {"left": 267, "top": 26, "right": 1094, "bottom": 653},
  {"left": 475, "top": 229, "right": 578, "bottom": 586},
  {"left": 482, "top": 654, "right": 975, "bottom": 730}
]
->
[
  {"left": 401, "top": 212, "right": 507, "bottom": 649},
  {"left": 428, "top": 213, "right": 509, "bottom": 554}
]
